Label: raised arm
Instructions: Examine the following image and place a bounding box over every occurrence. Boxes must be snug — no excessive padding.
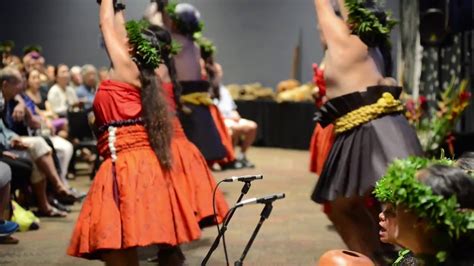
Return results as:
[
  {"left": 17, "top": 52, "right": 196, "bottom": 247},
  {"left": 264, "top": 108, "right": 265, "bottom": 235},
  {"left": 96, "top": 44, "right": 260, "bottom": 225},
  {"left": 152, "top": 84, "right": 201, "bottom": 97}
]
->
[
  {"left": 336, "top": 0, "right": 349, "bottom": 20},
  {"left": 100, "top": 0, "right": 138, "bottom": 82},
  {"left": 114, "top": 7, "right": 128, "bottom": 42},
  {"left": 314, "top": 0, "right": 351, "bottom": 49},
  {"left": 144, "top": 2, "right": 164, "bottom": 26}
]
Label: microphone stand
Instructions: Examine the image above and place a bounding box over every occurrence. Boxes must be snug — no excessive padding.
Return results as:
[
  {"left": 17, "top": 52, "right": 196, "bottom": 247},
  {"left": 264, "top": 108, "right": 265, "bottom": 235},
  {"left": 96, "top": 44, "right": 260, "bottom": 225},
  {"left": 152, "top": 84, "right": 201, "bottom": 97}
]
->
[
  {"left": 234, "top": 202, "right": 273, "bottom": 266},
  {"left": 201, "top": 181, "right": 252, "bottom": 266}
]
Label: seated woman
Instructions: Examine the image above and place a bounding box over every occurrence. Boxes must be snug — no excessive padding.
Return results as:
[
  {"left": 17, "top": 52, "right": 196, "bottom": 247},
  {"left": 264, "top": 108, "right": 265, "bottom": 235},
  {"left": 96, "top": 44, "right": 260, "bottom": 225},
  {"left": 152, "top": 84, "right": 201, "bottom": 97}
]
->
[
  {"left": 375, "top": 157, "right": 474, "bottom": 265},
  {"left": 25, "top": 69, "right": 68, "bottom": 136},
  {"left": 47, "top": 64, "right": 82, "bottom": 118}
]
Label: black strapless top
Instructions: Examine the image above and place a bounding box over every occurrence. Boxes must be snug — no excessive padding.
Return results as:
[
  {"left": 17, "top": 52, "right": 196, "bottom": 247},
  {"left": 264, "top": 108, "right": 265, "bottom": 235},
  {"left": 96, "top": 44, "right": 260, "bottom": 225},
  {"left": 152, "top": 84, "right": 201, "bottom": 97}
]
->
[{"left": 179, "top": 80, "right": 211, "bottom": 95}]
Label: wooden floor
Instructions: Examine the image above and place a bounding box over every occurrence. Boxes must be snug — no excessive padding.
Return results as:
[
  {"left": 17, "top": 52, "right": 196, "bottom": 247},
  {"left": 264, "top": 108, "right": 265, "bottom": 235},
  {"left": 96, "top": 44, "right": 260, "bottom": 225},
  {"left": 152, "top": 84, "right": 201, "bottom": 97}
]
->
[{"left": 0, "top": 147, "right": 344, "bottom": 265}]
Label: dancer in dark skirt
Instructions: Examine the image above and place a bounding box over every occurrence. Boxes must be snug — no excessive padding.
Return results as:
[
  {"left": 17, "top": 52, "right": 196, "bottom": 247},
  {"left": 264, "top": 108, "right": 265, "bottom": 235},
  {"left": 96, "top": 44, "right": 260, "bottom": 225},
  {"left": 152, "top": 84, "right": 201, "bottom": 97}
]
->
[
  {"left": 162, "top": 3, "right": 226, "bottom": 162},
  {"left": 311, "top": 0, "right": 422, "bottom": 263}
]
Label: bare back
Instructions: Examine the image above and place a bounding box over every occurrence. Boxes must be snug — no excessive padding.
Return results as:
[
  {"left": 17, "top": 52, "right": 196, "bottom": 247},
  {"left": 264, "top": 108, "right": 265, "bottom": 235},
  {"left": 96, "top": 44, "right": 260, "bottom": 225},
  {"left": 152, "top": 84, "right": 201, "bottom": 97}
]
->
[
  {"left": 172, "top": 34, "right": 202, "bottom": 81},
  {"left": 324, "top": 38, "right": 384, "bottom": 99},
  {"left": 315, "top": 0, "right": 385, "bottom": 99}
]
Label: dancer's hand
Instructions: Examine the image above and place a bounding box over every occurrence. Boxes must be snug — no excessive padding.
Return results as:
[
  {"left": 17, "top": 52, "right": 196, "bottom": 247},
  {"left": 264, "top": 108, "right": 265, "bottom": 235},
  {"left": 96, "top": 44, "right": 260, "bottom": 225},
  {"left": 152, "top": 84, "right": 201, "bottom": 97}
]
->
[
  {"left": 2, "top": 151, "right": 19, "bottom": 160},
  {"left": 10, "top": 137, "right": 31, "bottom": 150},
  {"left": 12, "top": 100, "right": 26, "bottom": 122},
  {"left": 144, "top": 2, "right": 163, "bottom": 26}
]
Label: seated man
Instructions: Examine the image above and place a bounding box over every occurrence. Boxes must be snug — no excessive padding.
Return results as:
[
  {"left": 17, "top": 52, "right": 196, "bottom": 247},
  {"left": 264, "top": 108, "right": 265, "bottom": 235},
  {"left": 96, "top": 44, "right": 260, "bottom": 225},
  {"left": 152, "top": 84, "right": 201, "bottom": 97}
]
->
[
  {"left": 1, "top": 67, "right": 79, "bottom": 210},
  {"left": 213, "top": 63, "right": 257, "bottom": 168},
  {"left": 6, "top": 91, "right": 74, "bottom": 191},
  {"left": 75, "top": 64, "right": 98, "bottom": 111}
]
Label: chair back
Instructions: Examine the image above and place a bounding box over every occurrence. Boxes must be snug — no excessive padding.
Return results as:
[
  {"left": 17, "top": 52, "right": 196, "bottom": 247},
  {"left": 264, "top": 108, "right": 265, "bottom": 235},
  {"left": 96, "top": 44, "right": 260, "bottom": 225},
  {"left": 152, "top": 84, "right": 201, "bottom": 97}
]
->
[{"left": 67, "top": 111, "right": 95, "bottom": 140}]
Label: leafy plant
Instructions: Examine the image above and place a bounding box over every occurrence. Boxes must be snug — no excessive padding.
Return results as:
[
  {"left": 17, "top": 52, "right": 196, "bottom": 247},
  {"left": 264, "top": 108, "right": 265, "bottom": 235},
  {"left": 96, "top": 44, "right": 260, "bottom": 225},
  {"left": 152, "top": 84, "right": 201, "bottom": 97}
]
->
[{"left": 404, "top": 79, "right": 471, "bottom": 156}]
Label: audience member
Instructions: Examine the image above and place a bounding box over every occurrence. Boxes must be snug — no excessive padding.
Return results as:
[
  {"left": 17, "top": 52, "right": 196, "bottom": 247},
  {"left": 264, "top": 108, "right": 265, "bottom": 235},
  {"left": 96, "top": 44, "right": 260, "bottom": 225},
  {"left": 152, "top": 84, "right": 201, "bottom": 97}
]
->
[
  {"left": 69, "top": 66, "right": 82, "bottom": 90},
  {"left": 376, "top": 158, "right": 474, "bottom": 265},
  {"left": 1, "top": 67, "right": 77, "bottom": 208},
  {"left": 213, "top": 63, "right": 257, "bottom": 167},
  {"left": 1, "top": 66, "right": 70, "bottom": 217},
  {"left": 0, "top": 162, "right": 19, "bottom": 244},
  {"left": 25, "top": 69, "right": 68, "bottom": 136},
  {"left": 76, "top": 64, "right": 97, "bottom": 110},
  {"left": 44, "top": 65, "right": 55, "bottom": 88},
  {"left": 47, "top": 64, "right": 81, "bottom": 117}
]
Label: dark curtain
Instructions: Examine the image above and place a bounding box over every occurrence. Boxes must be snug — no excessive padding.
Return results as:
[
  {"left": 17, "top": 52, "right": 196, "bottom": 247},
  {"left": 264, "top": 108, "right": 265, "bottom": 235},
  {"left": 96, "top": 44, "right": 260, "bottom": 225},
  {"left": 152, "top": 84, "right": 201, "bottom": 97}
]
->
[{"left": 399, "top": 0, "right": 474, "bottom": 132}]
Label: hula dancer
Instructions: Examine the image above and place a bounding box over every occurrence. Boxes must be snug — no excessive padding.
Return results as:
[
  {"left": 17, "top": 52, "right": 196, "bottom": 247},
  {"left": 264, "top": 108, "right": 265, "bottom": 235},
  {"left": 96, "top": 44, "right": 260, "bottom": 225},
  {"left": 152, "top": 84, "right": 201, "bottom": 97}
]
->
[
  {"left": 68, "top": 1, "right": 212, "bottom": 264},
  {"left": 162, "top": 2, "right": 227, "bottom": 162},
  {"left": 311, "top": 0, "right": 423, "bottom": 263},
  {"left": 144, "top": 10, "right": 230, "bottom": 264}
]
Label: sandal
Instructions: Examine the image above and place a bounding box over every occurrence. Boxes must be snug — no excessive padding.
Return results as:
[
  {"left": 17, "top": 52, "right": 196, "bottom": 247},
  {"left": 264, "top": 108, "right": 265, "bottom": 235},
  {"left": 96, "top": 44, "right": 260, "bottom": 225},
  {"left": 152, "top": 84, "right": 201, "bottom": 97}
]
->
[
  {"left": 0, "top": 236, "right": 19, "bottom": 245},
  {"left": 56, "top": 190, "right": 78, "bottom": 205},
  {"left": 35, "top": 207, "right": 67, "bottom": 218},
  {"left": 80, "top": 148, "right": 97, "bottom": 163},
  {"left": 50, "top": 198, "right": 71, "bottom": 213}
]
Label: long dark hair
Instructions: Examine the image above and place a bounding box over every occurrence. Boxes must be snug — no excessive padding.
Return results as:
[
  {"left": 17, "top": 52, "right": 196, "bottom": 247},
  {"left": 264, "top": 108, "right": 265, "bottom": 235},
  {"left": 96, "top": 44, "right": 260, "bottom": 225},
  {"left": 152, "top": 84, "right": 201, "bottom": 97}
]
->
[
  {"left": 148, "top": 25, "right": 182, "bottom": 108},
  {"left": 421, "top": 164, "right": 474, "bottom": 261},
  {"left": 361, "top": 1, "right": 394, "bottom": 77},
  {"left": 200, "top": 50, "right": 219, "bottom": 100},
  {"left": 134, "top": 26, "right": 173, "bottom": 169}
]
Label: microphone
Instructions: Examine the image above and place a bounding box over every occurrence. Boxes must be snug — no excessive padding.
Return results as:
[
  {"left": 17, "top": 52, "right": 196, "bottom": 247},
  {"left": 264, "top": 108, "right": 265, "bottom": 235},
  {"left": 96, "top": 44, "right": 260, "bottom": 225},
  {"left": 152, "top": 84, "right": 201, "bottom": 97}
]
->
[
  {"left": 235, "top": 193, "right": 285, "bottom": 208},
  {"left": 223, "top": 174, "right": 263, "bottom": 183}
]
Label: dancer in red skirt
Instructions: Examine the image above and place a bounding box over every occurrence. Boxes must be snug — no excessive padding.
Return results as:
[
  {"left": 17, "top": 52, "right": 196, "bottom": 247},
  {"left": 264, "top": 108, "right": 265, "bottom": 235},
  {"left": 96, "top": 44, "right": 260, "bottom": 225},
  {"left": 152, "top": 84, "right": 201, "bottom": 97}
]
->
[
  {"left": 148, "top": 16, "right": 229, "bottom": 229},
  {"left": 68, "top": 1, "right": 220, "bottom": 265},
  {"left": 308, "top": 62, "right": 335, "bottom": 177}
]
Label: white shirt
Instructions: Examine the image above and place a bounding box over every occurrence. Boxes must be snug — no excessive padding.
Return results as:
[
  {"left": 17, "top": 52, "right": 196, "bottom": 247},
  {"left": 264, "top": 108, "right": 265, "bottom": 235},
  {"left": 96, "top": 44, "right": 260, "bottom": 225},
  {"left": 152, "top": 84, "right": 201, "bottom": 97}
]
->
[
  {"left": 47, "top": 84, "right": 78, "bottom": 116},
  {"left": 215, "top": 85, "right": 237, "bottom": 119}
]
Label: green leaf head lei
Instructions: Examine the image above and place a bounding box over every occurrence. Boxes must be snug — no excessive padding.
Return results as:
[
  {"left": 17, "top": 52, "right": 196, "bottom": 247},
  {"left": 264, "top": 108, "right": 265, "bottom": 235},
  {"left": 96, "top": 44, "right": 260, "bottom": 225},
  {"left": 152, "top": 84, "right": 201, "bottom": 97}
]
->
[
  {"left": 345, "top": 0, "right": 397, "bottom": 48},
  {"left": 194, "top": 32, "right": 216, "bottom": 60},
  {"left": 125, "top": 20, "right": 173, "bottom": 69}
]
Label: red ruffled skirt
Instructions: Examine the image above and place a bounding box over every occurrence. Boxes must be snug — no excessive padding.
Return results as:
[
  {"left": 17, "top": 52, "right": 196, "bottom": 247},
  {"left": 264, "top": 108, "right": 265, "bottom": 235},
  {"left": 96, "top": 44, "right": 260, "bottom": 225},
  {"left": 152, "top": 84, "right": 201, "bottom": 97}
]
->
[
  {"left": 169, "top": 117, "right": 229, "bottom": 225},
  {"left": 208, "top": 105, "right": 236, "bottom": 165},
  {"left": 68, "top": 123, "right": 228, "bottom": 259},
  {"left": 309, "top": 124, "right": 335, "bottom": 176}
]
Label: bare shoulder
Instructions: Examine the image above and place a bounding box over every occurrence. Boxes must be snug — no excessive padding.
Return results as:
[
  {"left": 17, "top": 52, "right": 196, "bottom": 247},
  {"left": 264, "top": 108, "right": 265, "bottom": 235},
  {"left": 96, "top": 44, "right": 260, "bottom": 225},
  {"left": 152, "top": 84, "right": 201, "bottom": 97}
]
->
[{"left": 109, "top": 67, "right": 141, "bottom": 88}]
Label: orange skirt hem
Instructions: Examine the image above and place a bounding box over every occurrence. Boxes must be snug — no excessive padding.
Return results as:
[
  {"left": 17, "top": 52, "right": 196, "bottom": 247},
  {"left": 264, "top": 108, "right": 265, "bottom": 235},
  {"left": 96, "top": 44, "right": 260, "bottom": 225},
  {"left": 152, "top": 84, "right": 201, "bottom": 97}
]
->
[
  {"left": 209, "top": 105, "right": 236, "bottom": 165},
  {"left": 309, "top": 124, "right": 335, "bottom": 176},
  {"left": 68, "top": 147, "right": 203, "bottom": 259},
  {"left": 170, "top": 117, "right": 229, "bottom": 225},
  {"left": 68, "top": 121, "right": 229, "bottom": 260}
]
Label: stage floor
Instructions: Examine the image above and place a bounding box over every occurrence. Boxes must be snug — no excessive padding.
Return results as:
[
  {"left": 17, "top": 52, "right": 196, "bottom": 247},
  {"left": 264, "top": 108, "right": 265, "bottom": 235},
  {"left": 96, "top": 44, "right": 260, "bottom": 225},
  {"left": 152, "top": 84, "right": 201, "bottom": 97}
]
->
[{"left": 0, "top": 147, "right": 344, "bottom": 265}]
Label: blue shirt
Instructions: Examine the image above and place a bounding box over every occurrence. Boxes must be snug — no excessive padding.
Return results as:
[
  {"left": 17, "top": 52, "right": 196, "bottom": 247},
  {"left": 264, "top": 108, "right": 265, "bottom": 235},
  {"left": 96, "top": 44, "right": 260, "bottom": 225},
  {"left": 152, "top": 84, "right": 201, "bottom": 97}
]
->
[{"left": 76, "top": 85, "right": 96, "bottom": 110}]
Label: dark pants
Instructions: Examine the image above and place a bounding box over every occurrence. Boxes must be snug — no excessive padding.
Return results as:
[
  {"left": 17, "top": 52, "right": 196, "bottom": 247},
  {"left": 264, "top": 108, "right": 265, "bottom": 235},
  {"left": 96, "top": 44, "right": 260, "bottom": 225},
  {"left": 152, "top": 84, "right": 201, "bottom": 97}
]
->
[{"left": 0, "top": 153, "right": 33, "bottom": 192}]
